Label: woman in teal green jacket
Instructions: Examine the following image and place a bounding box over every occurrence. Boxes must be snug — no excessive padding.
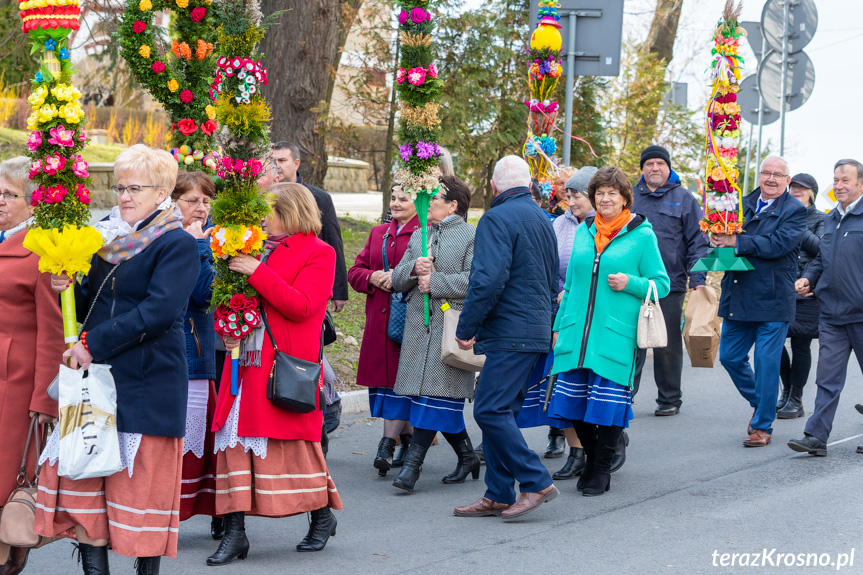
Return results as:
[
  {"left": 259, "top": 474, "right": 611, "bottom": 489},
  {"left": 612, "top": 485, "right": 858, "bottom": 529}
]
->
[{"left": 550, "top": 166, "right": 670, "bottom": 496}]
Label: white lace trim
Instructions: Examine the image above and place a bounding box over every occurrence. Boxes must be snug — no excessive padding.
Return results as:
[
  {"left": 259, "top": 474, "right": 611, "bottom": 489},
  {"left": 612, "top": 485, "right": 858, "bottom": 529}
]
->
[
  {"left": 39, "top": 427, "right": 143, "bottom": 478},
  {"left": 183, "top": 379, "right": 209, "bottom": 458},
  {"left": 213, "top": 384, "right": 268, "bottom": 458}
]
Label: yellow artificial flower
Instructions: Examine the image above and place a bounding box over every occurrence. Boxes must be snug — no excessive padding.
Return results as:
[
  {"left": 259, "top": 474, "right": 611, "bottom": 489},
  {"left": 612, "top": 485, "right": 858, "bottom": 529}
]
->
[
  {"left": 139, "top": 0, "right": 152, "bottom": 9},
  {"left": 23, "top": 226, "right": 104, "bottom": 277},
  {"left": 139, "top": 45, "right": 151, "bottom": 58},
  {"left": 167, "top": 79, "right": 179, "bottom": 92},
  {"left": 27, "top": 86, "right": 48, "bottom": 108},
  {"left": 175, "top": 0, "right": 188, "bottom": 7},
  {"left": 37, "top": 103, "right": 58, "bottom": 123},
  {"left": 58, "top": 103, "right": 83, "bottom": 124},
  {"left": 205, "top": 105, "right": 216, "bottom": 120},
  {"left": 26, "top": 111, "right": 39, "bottom": 131},
  {"left": 51, "top": 83, "right": 73, "bottom": 102}
]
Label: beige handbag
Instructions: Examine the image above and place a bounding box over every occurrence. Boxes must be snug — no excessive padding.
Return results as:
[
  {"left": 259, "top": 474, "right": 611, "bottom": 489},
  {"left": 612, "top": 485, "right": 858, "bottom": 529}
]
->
[
  {"left": 637, "top": 280, "right": 668, "bottom": 349},
  {"left": 0, "top": 416, "right": 57, "bottom": 548},
  {"left": 440, "top": 301, "right": 486, "bottom": 372}
]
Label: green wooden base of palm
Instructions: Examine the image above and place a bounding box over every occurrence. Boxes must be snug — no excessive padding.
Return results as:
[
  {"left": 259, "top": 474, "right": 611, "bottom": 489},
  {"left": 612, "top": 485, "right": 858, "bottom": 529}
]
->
[{"left": 413, "top": 188, "right": 438, "bottom": 326}]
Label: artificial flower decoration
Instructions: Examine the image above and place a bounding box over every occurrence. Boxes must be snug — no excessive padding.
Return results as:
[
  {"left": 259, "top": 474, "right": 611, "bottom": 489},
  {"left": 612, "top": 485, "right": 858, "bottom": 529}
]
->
[
  {"left": 48, "top": 124, "right": 75, "bottom": 147},
  {"left": 407, "top": 67, "right": 426, "bottom": 86},
  {"left": 42, "top": 153, "right": 66, "bottom": 176},
  {"left": 70, "top": 155, "right": 88, "bottom": 177},
  {"left": 177, "top": 118, "right": 198, "bottom": 135},
  {"left": 139, "top": 45, "right": 151, "bottom": 58},
  {"left": 180, "top": 89, "right": 193, "bottom": 103},
  {"left": 396, "top": 68, "right": 407, "bottom": 84},
  {"left": 190, "top": 6, "right": 205, "bottom": 21},
  {"left": 26, "top": 131, "right": 42, "bottom": 151},
  {"left": 167, "top": 79, "right": 179, "bottom": 92},
  {"left": 139, "top": 0, "right": 152, "bottom": 9},
  {"left": 132, "top": 20, "right": 146, "bottom": 33},
  {"left": 152, "top": 61, "right": 165, "bottom": 73}
]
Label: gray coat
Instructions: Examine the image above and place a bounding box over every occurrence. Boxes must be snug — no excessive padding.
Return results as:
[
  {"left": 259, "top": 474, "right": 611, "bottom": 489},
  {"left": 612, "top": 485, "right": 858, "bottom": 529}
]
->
[{"left": 392, "top": 216, "right": 476, "bottom": 399}]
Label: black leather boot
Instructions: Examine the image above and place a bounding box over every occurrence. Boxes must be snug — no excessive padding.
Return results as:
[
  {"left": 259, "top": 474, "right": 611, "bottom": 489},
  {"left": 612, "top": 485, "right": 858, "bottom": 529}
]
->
[
  {"left": 374, "top": 437, "right": 397, "bottom": 476},
  {"left": 442, "top": 437, "right": 481, "bottom": 484},
  {"left": 776, "top": 383, "right": 790, "bottom": 410},
  {"left": 553, "top": 447, "right": 585, "bottom": 480},
  {"left": 392, "top": 443, "right": 428, "bottom": 492},
  {"left": 391, "top": 433, "right": 412, "bottom": 468},
  {"left": 75, "top": 543, "right": 110, "bottom": 575},
  {"left": 544, "top": 427, "right": 566, "bottom": 458},
  {"left": 210, "top": 516, "right": 224, "bottom": 540},
  {"left": 609, "top": 430, "right": 629, "bottom": 473},
  {"left": 572, "top": 421, "right": 597, "bottom": 491},
  {"left": 583, "top": 425, "right": 622, "bottom": 496},
  {"left": 777, "top": 386, "right": 804, "bottom": 419},
  {"left": 133, "top": 557, "right": 160, "bottom": 575},
  {"left": 576, "top": 448, "right": 594, "bottom": 491},
  {"left": 296, "top": 507, "right": 337, "bottom": 552},
  {"left": 206, "top": 512, "right": 249, "bottom": 566}
]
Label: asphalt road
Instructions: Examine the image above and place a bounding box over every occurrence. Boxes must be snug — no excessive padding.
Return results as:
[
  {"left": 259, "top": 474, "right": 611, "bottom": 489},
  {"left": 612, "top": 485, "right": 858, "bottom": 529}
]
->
[{"left": 27, "top": 347, "right": 863, "bottom": 574}]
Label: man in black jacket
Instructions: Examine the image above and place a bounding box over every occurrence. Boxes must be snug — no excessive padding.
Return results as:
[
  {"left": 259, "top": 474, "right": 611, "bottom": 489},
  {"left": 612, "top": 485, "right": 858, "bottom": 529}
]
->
[
  {"left": 631, "top": 145, "right": 709, "bottom": 416},
  {"left": 788, "top": 159, "right": 863, "bottom": 456},
  {"left": 271, "top": 141, "right": 349, "bottom": 311}
]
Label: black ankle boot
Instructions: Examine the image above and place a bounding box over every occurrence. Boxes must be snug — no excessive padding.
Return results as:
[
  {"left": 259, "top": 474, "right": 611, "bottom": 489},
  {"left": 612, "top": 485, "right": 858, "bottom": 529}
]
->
[
  {"left": 609, "top": 430, "right": 629, "bottom": 473},
  {"left": 392, "top": 443, "right": 428, "bottom": 492},
  {"left": 442, "top": 437, "right": 481, "bottom": 484},
  {"left": 583, "top": 426, "right": 621, "bottom": 496},
  {"left": 392, "top": 433, "right": 412, "bottom": 468},
  {"left": 544, "top": 427, "right": 566, "bottom": 458},
  {"left": 75, "top": 543, "right": 110, "bottom": 575},
  {"left": 210, "top": 516, "right": 224, "bottom": 540},
  {"left": 134, "top": 557, "right": 160, "bottom": 575},
  {"left": 296, "top": 507, "right": 337, "bottom": 552},
  {"left": 777, "top": 386, "right": 804, "bottom": 419},
  {"left": 576, "top": 449, "right": 594, "bottom": 491},
  {"left": 776, "top": 384, "right": 790, "bottom": 410},
  {"left": 206, "top": 512, "right": 249, "bottom": 566},
  {"left": 553, "top": 447, "right": 585, "bottom": 480},
  {"left": 374, "top": 437, "right": 397, "bottom": 476}
]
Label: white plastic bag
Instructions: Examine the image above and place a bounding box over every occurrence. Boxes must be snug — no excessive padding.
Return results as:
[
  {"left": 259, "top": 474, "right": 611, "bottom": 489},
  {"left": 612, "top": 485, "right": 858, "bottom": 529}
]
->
[{"left": 57, "top": 364, "right": 122, "bottom": 480}]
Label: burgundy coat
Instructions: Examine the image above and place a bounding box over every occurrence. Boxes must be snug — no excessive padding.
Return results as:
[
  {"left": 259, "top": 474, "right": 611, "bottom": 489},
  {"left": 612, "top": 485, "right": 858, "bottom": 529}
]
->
[
  {"left": 348, "top": 215, "right": 420, "bottom": 388},
  {"left": 0, "top": 231, "right": 64, "bottom": 501}
]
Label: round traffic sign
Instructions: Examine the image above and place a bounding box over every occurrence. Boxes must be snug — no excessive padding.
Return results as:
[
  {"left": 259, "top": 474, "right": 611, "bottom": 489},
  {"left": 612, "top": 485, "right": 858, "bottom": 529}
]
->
[
  {"left": 761, "top": 0, "right": 818, "bottom": 54},
  {"left": 737, "top": 74, "right": 779, "bottom": 126},
  {"left": 757, "top": 49, "right": 815, "bottom": 112}
]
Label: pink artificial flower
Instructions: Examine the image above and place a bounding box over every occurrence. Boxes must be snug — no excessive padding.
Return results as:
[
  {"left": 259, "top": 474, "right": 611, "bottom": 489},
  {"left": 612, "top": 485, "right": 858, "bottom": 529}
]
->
[
  {"left": 48, "top": 124, "right": 75, "bottom": 147},
  {"left": 71, "top": 155, "right": 89, "bottom": 177},
  {"left": 29, "top": 159, "right": 42, "bottom": 179},
  {"left": 29, "top": 187, "right": 43, "bottom": 206},
  {"left": 233, "top": 159, "right": 244, "bottom": 171},
  {"left": 43, "top": 153, "right": 66, "bottom": 176},
  {"left": 74, "top": 184, "right": 91, "bottom": 205},
  {"left": 44, "top": 185, "right": 68, "bottom": 204},
  {"left": 407, "top": 67, "right": 426, "bottom": 86},
  {"left": 245, "top": 158, "right": 262, "bottom": 177},
  {"left": 78, "top": 130, "right": 87, "bottom": 142},
  {"left": 396, "top": 68, "right": 407, "bottom": 84},
  {"left": 26, "top": 131, "right": 42, "bottom": 151},
  {"left": 398, "top": 9, "right": 408, "bottom": 25},
  {"left": 410, "top": 8, "right": 426, "bottom": 23},
  {"left": 427, "top": 63, "right": 437, "bottom": 78}
]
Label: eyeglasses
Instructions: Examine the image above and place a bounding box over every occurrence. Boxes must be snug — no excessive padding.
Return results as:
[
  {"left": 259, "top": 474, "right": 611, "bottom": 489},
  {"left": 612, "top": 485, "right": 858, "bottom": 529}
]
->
[
  {"left": 176, "top": 197, "right": 212, "bottom": 208},
  {"left": 111, "top": 184, "right": 157, "bottom": 197},
  {"left": 431, "top": 194, "right": 450, "bottom": 202},
  {"left": 759, "top": 171, "right": 787, "bottom": 181},
  {"left": 594, "top": 190, "right": 621, "bottom": 199},
  {"left": 0, "top": 191, "right": 25, "bottom": 201}
]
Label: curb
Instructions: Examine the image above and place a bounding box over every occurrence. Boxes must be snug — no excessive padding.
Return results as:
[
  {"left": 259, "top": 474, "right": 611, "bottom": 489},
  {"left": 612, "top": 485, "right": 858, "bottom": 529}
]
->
[{"left": 338, "top": 389, "right": 370, "bottom": 414}]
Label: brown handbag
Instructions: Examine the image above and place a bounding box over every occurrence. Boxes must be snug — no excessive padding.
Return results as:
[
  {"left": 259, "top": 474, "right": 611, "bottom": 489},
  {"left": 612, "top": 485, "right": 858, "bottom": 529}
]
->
[{"left": 0, "top": 416, "right": 57, "bottom": 548}]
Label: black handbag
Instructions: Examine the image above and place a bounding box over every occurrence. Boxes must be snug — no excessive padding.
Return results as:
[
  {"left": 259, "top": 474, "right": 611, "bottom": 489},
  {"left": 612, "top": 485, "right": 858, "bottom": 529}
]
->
[
  {"left": 382, "top": 231, "right": 406, "bottom": 344},
  {"left": 323, "top": 311, "right": 337, "bottom": 346},
  {"left": 261, "top": 306, "right": 323, "bottom": 414}
]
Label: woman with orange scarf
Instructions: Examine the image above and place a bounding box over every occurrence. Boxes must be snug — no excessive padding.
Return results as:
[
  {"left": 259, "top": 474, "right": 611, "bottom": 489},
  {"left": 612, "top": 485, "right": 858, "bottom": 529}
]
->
[{"left": 549, "top": 166, "right": 670, "bottom": 496}]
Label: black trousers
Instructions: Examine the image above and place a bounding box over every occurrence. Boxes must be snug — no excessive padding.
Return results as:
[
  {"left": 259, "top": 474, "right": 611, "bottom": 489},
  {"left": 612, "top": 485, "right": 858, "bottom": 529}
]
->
[
  {"left": 632, "top": 291, "right": 685, "bottom": 407},
  {"left": 779, "top": 337, "right": 813, "bottom": 389}
]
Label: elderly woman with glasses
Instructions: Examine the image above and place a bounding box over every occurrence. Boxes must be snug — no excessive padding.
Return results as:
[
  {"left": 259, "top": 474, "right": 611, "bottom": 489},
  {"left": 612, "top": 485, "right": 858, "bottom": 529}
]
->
[
  {"left": 0, "top": 157, "right": 65, "bottom": 575},
  {"left": 37, "top": 144, "right": 200, "bottom": 575}
]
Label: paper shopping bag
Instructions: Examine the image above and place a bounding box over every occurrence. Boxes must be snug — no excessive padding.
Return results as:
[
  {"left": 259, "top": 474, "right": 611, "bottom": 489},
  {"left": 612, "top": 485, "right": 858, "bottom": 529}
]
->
[{"left": 683, "top": 286, "right": 722, "bottom": 368}]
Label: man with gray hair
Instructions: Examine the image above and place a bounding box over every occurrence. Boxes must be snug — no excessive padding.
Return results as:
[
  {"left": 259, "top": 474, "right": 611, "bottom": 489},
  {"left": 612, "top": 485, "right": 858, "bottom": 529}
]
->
[
  {"left": 788, "top": 159, "right": 863, "bottom": 456},
  {"left": 454, "top": 155, "right": 559, "bottom": 520},
  {"left": 712, "top": 155, "right": 807, "bottom": 447}
]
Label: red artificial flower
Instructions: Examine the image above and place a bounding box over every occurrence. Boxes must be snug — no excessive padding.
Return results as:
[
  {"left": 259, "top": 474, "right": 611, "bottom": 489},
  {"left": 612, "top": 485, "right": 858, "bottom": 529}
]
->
[
  {"left": 201, "top": 120, "right": 217, "bottom": 136},
  {"left": 190, "top": 7, "right": 206, "bottom": 21},
  {"left": 180, "top": 89, "right": 193, "bottom": 103},
  {"left": 132, "top": 20, "right": 146, "bottom": 33},
  {"left": 177, "top": 119, "right": 198, "bottom": 135},
  {"left": 152, "top": 61, "right": 165, "bottom": 74},
  {"left": 74, "top": 183, "right": 91, "bottom": 205},
  {"left": 229, "top": 294, "right": 247, "bottom": 310}
]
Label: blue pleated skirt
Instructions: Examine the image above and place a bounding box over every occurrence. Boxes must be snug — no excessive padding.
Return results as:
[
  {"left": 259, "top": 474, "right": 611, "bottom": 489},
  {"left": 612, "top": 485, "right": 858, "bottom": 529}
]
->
[
  {"left": 516, "top": 351, "right": 572, "bottom": 429},
  {"left": 368, "top": 387, "right": 412, "bottom": 420},
  {"left": 549, "top": 369, "right": 633, "bottom": 428},
  {"left": 409, "top": 396, "right": 466, "bottom": 434}
]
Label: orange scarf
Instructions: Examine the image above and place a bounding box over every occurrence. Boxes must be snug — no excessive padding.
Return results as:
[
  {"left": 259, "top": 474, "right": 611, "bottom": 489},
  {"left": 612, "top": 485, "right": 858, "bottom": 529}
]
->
[{"left": 594, "top": 209, "right": 631, "bottom": 253}]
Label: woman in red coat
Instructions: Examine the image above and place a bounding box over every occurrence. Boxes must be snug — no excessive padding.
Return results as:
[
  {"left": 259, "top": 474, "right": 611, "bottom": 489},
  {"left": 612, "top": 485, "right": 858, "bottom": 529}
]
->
[
  {"left": 348, "top": 188, "right": 419, "bottom": 476},
  {"left": 207, "top": 183, "right": 343, "bottom": 566},
  {"left": 0, "top": 157, "right": 64, "bottom": 575}
]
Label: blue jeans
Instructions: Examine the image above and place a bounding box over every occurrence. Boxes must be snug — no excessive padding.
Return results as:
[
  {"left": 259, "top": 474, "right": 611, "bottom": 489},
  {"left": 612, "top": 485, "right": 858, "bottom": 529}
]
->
[
  {"left": 473, "top": 351, "right": 553, "bottom": 504},
  {"left": 719, "top": 319, "right": 789, "bottom": 435}
]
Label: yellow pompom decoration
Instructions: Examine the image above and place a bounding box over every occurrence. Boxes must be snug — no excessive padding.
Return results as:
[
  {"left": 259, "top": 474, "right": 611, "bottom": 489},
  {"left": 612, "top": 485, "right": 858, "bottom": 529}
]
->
[
  {"left": 23, "top": 226, "right": 104, "bottom": 277},
  {"left": 139, "top": 0, "right": 151, "bottom": 9},
  {"left": 139, "top": 45, "right": 151, "bottom": 58},
  {"left": 167, "top": 79, "right": 179, "bottom": 92},
  {"left": 530, "top": 23, "right": 562, "bottom": 52}
]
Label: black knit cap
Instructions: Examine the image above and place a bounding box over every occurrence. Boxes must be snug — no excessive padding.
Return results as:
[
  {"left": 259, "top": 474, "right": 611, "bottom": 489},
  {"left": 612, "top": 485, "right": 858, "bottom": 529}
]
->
[{"left": 640, "top": 145, "right": 672, "bottom": 171}]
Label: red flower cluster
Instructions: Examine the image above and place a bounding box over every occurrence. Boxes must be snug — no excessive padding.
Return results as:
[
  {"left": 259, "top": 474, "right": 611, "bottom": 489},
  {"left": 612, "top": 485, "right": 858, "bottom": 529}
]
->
[
  {"left": 201, "top": 120, "right": 217, "bottom": 136},
  {"left": 152, "top": 61, "right": 165, "bottom": 74},
  {"left": 214, "top": 295, "right": 261, "bottom": 338},
  {"left": 706, "top": 177, "right": 733, "bottom": 194},
  {"left": 180, "top": 89, "right": 193, "bottom": 103},
  {"left": 190, "top": 7, "right": 206, "bottom": 22},
  {"left": 177, "top": 118, "right": 198, "bottom": 135},
  {"left": 216, "top": 157, "right": 263, "bottom": 179},
  {"left": 19, "top": 5, "right": 81, "bottom": 32},
  {"left": 707, "top": 211, "right": 738, "bottom": 222},
  {"left": 132, "top": 20, "right": 146, "bottom": 33}
]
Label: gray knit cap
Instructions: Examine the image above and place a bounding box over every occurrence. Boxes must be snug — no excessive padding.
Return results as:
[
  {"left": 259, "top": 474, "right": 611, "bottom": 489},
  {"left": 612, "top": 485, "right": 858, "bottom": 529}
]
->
[{"left": 565, "top": 166, "right": 598, "bottom": 197}]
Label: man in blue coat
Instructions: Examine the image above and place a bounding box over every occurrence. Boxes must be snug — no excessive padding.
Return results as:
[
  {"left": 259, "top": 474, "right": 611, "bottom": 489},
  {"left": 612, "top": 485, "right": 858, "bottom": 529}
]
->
[
  {"left": 712, "top": 156, "right": 807, "bottom": 447},
  {"left": 454, "top": 156, "right": 559, "bottom": 520},
  {"left": 788, "top": 159, "right": 863, "bottom": 456},
  {"left": 632, "top": 145, "right": 709, "bottom": 416}
]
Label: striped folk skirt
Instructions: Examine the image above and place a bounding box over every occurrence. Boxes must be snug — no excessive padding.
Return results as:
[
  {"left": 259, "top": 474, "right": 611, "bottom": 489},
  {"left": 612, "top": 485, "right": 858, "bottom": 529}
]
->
[
  {"left": 368, "top": 387, "right": 412, "bottom": 420},
  {"left": 180, "top": 379, "right": 218, "bottom": 521},
  {"left": 215, "top": 439, "right": 343, "bottom": 517},
  {"left": 516, "top": 351, "right": 572, "bottom": 430},
  {"left": 33, "top": 435, "right": 182, "bottom": 558},
  {"left": 549, "top": 368, "right": 634, "bottom": 429},
  {"left": 408, "top": 396, "right": 466, "bottom": 434}
]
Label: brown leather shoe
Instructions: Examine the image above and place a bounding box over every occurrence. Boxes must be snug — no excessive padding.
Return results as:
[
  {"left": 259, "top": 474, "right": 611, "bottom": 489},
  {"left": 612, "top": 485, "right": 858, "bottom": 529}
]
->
[
  {"left": 500, "top": 485, "right": 559, "bottom": 520},
  {"left": 4, "top": 546, "right": 30, "bottom": 575},
  {"left": 453, "top": 497, "right": 511, "bottom": 517},
  {"left": 747, "top": 411, "right": 755, "bottom": 435},
  {"left": 743, "top": 430, "right": 771, "bottom": 447}
]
